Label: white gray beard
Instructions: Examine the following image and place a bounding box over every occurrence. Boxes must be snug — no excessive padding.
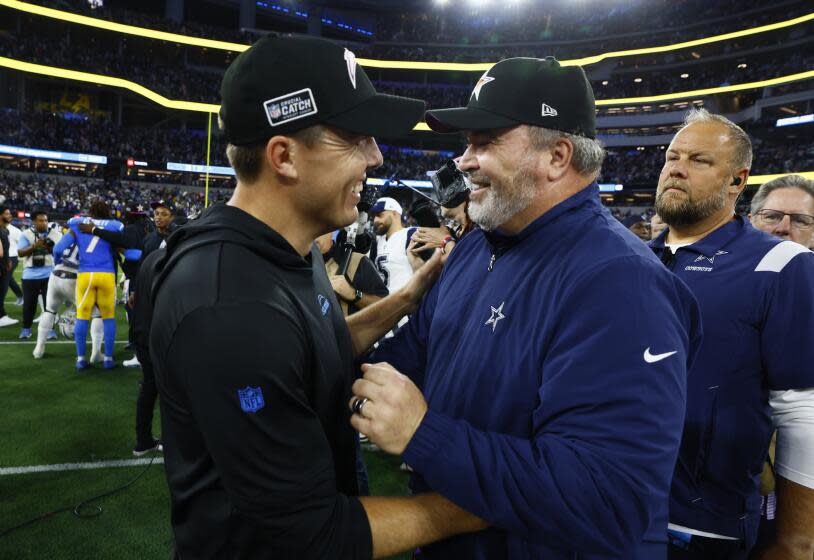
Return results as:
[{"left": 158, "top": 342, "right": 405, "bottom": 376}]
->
[{"left": 468, "top": 167, "right": 537, "bottom": 232}]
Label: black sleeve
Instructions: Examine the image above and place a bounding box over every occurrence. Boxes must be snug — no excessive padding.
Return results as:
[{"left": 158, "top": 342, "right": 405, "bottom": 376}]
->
[
  {"left": 166, "top": 301, "right": 372, "bottom": 559},
  {"left": 0, "top": 230, "right": 8, "bottom": 270},
  {"left": 93, "top": 225, "right": 139, "bottom": 248},
  {"left": 351, "top": 255, "right": 389, "bottom": 297}
]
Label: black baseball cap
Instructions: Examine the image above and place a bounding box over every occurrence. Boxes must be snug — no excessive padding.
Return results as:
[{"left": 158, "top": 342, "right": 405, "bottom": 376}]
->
[
  {"left": 150, "top": 200, "right": 174, "bottom": 213},
  {"left": 125, "top": 203, "right": 147, "bottom": 215},
  {"left": 220, "top": 34, "right": 426, "bottom": 145},
  {"left": 425, "top": 57, "right": 596, "bottom": 139}
]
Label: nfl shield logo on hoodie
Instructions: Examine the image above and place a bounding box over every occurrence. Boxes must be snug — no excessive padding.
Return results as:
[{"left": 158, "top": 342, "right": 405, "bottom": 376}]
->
[{"left": 237, "top": 387, "right": 265, "bottom": 413}]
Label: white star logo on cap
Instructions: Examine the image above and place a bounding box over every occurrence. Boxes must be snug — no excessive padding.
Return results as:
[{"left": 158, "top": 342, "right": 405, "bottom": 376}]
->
[
  {"left": 471, "top": 72, "right": 495, "bottom": 101},
  {"left": 344, "top": 48, "right": 357, "bottom": 89}
]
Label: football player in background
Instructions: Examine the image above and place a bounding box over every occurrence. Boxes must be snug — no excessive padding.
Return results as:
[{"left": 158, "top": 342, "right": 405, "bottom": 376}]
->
[{"left": 56, "top": 200, "right": 125, "bottom": 370}]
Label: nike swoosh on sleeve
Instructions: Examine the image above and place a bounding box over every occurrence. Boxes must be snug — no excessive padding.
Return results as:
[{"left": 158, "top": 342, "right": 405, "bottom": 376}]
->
[{"left": 644, "top": 347, "right": 678, "bottom": 363}]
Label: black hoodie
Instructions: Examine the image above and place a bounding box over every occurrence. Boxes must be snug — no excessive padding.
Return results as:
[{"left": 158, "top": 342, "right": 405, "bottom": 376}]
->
[{"left": 149, "top": 204, "right": 372, "bottom": 559}]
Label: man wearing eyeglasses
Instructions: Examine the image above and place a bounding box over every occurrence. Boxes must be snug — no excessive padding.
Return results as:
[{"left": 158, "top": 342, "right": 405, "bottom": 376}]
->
[
  {"left": 650, "top": 109, "right": 814, "bottom": 560},
  {"left": 749, "top": 175, "right": 814, "bottom": 250}
]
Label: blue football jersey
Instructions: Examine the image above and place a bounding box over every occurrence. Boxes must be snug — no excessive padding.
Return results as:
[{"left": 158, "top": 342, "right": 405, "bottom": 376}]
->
[{"left": 68, "top": 217, "right": 124, "bottom": 273}]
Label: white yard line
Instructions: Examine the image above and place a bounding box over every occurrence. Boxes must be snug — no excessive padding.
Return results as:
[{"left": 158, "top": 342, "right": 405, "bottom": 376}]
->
[{"left": 0, "top": 457, "right": 164, "bottom": 476}]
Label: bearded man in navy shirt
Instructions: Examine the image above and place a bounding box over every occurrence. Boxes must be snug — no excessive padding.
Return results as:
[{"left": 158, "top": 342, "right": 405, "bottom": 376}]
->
[
  {"left": 648, "top": 109, "right": 814, "bottom": 560},
  {"left": 348, "top": 56, "right": 704, "bottom": 559}
]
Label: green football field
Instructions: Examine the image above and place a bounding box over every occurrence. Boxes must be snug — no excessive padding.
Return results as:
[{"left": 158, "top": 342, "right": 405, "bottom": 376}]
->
[{"left": 0, "top": 269, "right": 411, "bottom": 558}]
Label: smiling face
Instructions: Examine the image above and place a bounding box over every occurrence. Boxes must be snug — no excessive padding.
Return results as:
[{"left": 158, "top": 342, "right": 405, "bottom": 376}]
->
[
  {"left": 457, "top": 126, "right": 540, "bottom": 232},
  {"left": 655, "top": 121, "right": 740, "bottom": 227},
  {"left": 293, "top": 126, "right": 383, "bottom": 234}
]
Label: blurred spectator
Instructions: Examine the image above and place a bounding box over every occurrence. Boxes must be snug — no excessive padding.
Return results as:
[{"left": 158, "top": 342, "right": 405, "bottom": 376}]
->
[{"left": 749, "top": 174, "right": 814, "bottom": 249}]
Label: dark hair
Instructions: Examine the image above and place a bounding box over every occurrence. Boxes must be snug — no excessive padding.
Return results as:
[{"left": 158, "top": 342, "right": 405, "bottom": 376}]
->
[
  {"left": 0, "top": 205, "right": 9, "bottom": 215},
  {"left": 31, "top": 210, "right": 48, "bottom": 221},
  {"left": 89, "top": 199, "right": 111, "bottom": 219}
]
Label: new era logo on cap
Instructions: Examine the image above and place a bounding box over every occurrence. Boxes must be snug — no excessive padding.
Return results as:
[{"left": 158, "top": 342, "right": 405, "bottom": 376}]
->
[
  {"left": 541, "top": 103, "right": 558, "bottom": 117},
  {"left": 264, "top": 88, "right": 318, "bottom": 128}
]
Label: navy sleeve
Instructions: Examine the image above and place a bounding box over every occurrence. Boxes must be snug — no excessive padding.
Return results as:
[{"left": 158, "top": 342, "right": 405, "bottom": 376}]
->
[
  {"left": 405, "top": 227, "right": 417, "bottom": 250},
  {"left": 167, "top": 301, "right": 372, "bottom": 559},
  {"left": 367, "top": 279, "right": 439, "bottom": 388},
  {"left": 762, "top": 251, "right": 814, "bottom": 390},
  {"left": 402, "top": 257, "right": 702, "bottom": 555}
]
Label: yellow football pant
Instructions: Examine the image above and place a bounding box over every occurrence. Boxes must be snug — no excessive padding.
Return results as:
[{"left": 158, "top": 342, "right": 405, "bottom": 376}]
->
[{"left": 76, "top": 272, "right": 116, "bottom": 320}]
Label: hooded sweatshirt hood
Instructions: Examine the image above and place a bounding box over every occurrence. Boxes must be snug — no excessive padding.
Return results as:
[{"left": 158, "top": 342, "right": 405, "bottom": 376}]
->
[{"left": 166, "top": 203, "right": 311, "bottom": 271}]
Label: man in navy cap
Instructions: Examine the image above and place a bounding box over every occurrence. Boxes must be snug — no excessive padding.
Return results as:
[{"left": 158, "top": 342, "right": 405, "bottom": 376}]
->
[{"left": 350, "top": 56, "right": 703, "bottom": 559}]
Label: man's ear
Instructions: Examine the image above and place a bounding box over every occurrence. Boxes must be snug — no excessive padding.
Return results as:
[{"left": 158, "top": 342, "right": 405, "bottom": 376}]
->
[
  {"left": 729, "top": 168, "right": 749, "bottom": 195},
  {"left": 266, "top": 135, "right": 300, "bottom": 181},
  {"left": 545, "top": 137, "right": 574, "bottom": 182}
]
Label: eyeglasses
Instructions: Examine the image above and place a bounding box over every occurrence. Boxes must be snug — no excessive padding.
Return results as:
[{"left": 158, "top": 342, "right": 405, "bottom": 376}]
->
[{"left": 754, "top": 209, "right": 814, "bottom": 230}]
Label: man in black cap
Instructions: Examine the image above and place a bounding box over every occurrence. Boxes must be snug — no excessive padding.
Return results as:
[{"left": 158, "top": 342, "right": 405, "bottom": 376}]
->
[
  {"left": 350, "top": 56, "right": 703, "bottom": 559},
  {"left": 148, "top": 34, "right": 485, "bottom": 559}
]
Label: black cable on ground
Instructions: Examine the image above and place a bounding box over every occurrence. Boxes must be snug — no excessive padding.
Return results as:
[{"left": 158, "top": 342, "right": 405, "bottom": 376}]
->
[{"left": 0, "top": 453, "right": 159, "bottom": 539}]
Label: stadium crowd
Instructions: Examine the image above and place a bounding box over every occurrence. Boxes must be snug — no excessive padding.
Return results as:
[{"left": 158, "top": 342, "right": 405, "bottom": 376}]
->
[
  {"left": 0, "top": 173, "right": 228, "bottom": 218},
  {"left": 2, "top": 108, "right": 811, "bottom": 186}
]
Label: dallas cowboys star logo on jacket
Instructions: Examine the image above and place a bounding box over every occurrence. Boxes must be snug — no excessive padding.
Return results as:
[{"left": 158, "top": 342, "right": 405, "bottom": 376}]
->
[{"left": 484, "top": 301, "right": 507, "bottom": 333}]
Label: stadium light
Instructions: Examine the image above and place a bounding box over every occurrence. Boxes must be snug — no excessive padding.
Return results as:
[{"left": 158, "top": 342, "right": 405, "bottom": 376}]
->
[
  {"left": 593, "top": 70, "right": 814, "bottom": 105},
  {"left": 0, "top": 56, "right": 220, "bottom": 113},
  {"left": 2, "top": 55, "right": 813, "bottom": 121},
  {"left": 2, "top": 0, "right": 813, "bottom": 71},
  {"left": 776, "top": 114, "right": 814, "bottom": 127}
]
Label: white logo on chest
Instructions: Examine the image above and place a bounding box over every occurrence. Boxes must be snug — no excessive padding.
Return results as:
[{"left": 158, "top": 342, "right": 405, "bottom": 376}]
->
[
  {"left": 685, "top": 250, "right": 728, "bottom": 272},
  {"left": 484, "top": 301, "right": 507, "bottom": 333}
]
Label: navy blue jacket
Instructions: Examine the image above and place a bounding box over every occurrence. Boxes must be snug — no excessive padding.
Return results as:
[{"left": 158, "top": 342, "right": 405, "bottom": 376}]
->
[
  {"left": 651, "top": 217, "right": 814, "bottom": 548},
  {"left": 373, "top": 184, "right": 703, "bottom": 559}
]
